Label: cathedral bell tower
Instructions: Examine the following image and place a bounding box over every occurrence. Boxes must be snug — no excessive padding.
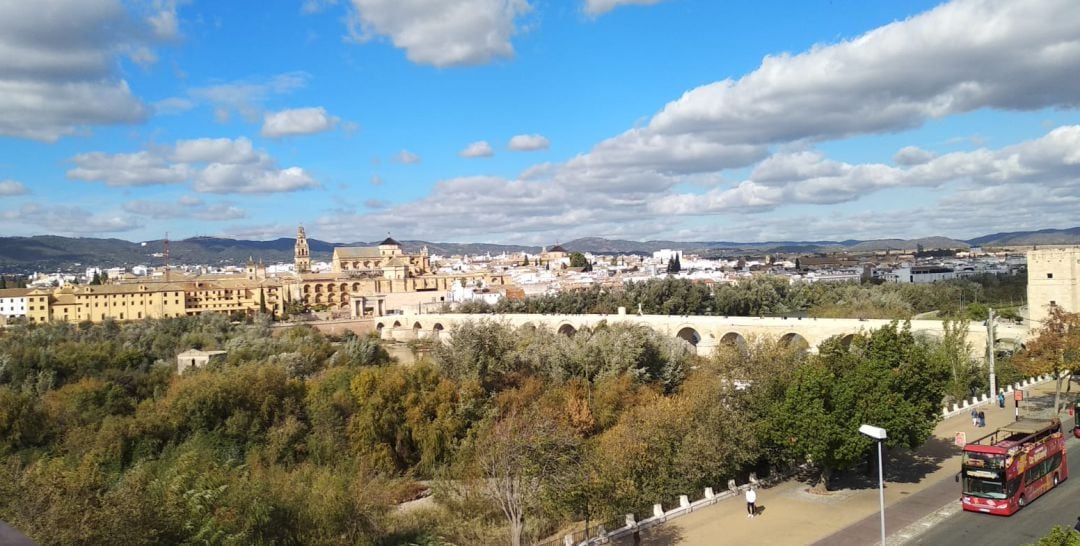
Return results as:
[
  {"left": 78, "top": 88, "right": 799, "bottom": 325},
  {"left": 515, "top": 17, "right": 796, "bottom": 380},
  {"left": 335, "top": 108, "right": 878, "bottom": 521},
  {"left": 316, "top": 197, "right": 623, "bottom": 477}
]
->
[{"left": 295, "top": 225, "right": 311, "bottom": 273}]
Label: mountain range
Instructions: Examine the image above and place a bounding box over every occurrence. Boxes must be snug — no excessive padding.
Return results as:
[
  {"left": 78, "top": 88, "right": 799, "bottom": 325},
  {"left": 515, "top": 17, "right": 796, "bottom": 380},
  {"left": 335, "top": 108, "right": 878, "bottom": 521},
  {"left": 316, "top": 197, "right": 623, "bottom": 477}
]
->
[{"left": 0, "top": 227, "right": 1076, "bottom": 273}]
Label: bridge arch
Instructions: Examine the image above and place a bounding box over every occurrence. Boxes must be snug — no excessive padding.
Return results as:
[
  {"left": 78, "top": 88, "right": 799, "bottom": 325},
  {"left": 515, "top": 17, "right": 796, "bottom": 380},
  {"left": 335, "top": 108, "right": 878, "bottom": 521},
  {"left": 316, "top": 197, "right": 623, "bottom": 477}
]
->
[
  {"left": 557, "top": 323, "right": 577, "bottom": 337},
  {"left": 780, "top": 332, "right": 810, "bottom": 351},
  {"left": 720, "top": 331, "right": 748, "bottom": 353},
  {"left": 839, "top": 333, "right": 856, "bottom": 349},
  {"left": 392, "top": 320, "right": 402, "bottom": 328},
  {"left": 676, "top": 326, "right": 701, "bottom": 347}
]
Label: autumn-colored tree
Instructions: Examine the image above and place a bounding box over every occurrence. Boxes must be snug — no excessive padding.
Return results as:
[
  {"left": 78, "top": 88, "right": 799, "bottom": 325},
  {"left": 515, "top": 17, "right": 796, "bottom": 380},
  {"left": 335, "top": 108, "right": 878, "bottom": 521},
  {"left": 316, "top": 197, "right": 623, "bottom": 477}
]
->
[{"left": 1017, "top": 307, "right": 1080, "bottom": 414}]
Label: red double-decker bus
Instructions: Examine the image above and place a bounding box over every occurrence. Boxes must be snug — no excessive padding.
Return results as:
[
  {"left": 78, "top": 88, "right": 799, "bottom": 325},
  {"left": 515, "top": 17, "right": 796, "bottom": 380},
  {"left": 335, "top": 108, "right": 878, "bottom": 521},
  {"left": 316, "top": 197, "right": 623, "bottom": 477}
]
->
[{"left": 959, "top": 418, "right": 1067, "bottom": 515}]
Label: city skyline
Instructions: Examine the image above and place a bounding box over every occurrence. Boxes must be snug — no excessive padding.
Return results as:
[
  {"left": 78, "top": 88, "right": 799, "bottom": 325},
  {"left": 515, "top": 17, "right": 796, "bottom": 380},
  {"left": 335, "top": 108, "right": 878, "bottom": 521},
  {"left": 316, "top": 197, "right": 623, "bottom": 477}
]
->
[{"left": 1, "top": 0, "right": 1079, "bottom": 244}]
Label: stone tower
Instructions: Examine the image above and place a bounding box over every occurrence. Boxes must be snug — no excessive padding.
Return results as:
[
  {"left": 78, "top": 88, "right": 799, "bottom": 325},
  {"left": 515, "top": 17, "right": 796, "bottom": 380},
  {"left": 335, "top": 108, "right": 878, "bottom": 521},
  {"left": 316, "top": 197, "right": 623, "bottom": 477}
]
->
[
  {"left": 1027, "top": 247, "right": 1080, "bottom": 328},
  {"left": 295, "top": 225, "right": 311, "bottom": 274}
]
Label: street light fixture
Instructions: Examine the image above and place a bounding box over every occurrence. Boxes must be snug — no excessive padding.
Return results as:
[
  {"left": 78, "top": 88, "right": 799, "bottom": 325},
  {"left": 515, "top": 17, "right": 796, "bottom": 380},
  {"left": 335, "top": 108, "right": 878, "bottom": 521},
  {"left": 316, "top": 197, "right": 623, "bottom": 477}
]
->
[{"left": 859, "top": 424, "right": 887, "bottom": 546}]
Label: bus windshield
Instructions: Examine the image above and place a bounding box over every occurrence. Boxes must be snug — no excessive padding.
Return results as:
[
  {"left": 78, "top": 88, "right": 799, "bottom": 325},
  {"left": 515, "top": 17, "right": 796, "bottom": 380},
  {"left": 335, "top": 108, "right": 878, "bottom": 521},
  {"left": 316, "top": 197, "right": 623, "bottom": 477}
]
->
[
  {"left": 962, "top": 452, "right": 1005, "bottom": 470},
  {"left": 963, "top": 476, "right": 1006, "bottom": 499}
]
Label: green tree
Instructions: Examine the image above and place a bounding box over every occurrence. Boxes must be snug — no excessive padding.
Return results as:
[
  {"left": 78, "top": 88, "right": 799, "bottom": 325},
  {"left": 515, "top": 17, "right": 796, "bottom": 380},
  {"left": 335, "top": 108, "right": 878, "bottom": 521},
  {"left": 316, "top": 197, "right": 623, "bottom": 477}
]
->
[
  {"left": 1029, "top": 526, "right": 1080, "bottom": 546},
  {"left": 433, "top": 319, "right": 517, "bottom": 391},
  {"left": 770, "top": 322, "right": 949, "bottom": 491},
  {"left": 666, "top": 254, "right": 682, "bottom": 274},
  {"left": 569, "top": 252, "right": 589, "bottom": 269}
]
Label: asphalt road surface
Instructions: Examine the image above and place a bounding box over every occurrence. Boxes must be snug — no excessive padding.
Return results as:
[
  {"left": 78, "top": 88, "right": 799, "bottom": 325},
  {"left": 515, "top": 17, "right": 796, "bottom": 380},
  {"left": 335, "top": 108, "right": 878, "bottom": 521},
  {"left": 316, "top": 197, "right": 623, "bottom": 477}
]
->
[{"left": 909, "top": 436, "right": 1080, "bottom": 546}]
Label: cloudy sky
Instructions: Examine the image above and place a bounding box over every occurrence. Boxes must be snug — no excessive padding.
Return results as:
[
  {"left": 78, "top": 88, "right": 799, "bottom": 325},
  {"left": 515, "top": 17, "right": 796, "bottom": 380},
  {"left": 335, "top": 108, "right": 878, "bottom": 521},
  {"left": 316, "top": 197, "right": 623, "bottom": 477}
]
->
[{"left": 1, "top": 0, "right": 1079, "bottom": 244}]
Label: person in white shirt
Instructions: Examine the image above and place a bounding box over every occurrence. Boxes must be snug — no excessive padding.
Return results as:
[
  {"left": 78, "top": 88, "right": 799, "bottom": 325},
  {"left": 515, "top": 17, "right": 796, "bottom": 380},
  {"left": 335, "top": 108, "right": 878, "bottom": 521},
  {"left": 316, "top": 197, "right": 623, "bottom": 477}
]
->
[{"left": 745, "top": 487, "right": 757, "bottom": 518}]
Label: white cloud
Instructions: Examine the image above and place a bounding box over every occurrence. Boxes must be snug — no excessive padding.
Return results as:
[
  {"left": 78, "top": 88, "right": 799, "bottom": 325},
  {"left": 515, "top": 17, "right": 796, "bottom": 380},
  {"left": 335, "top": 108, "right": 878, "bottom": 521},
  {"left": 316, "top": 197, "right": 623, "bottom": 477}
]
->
[
  {"left": 122, "top": 198, "right": 247, "bottom": 221},
  {"left": 0, "top": 180, "right": 29, "bottom": 197},
  {"left": 371, "top": 174, "right": 384, "bottom": 186},
  {"left": 261, "top": 107, "right": 340, "bottom": 138},
  {"left": 0, "top": 0, "right": 185, "bottom": 141},
  {"left": 460, "top": 140, "right": 495, "bottom": 158},
  {"left": 302, "top": 0, "right": 338, "bottom": 14},
  {"left": 218, "top": 223, "right": 295, "bottom": 240},
  {"left": 508, "top": 133, "right": 550, "bottom": 151},
  {"left": 2, "top": 203, "right": 142, "bottom": 234},
  {"left": 193, "top": 203, "right": 247, "bottom": 221},
  {"left": 172, "top": 138, "right": 258, "bottom": 164},
  {"left": 154, "top": 97, "right": 195, "bottom": 115},
  {"left": 68, "top": 150, "right": 193, "bottom": 187},
  {"left": 649, "top": 125, "right": 1080, "bottom": 216},
  {"left": 393, "top": 150, "right": 421, "bottom": 164},
  {"left": 584, "top": 0, "right": 666, "bottom": 17},
  {"left": 146, "top": 1, "right": 182, "bottom": 40},
  {"left": 188, "top": 72, "right": 309, "bottom": 123},
  {"left": 195, "top": 165, "right": 318, "bottom": 194},
  {"left": 893, "top": 146, "right": 937, "bottom": 166},
  {"left": 346, "top": 0, "right": 531, "bottom": 67},
  {"left": 68, "top": 137, "right": 320, "bottom": 194},
  {"left": 519, "top": 162, "right": 554, "bottom": 180}
]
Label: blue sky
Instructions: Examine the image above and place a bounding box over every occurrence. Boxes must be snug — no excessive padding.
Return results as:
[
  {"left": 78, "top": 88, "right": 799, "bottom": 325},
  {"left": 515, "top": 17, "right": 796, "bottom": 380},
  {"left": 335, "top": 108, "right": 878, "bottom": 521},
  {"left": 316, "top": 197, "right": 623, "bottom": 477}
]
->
[{"left": 1, "top": 0, "right": 1079, "bottom": 244}]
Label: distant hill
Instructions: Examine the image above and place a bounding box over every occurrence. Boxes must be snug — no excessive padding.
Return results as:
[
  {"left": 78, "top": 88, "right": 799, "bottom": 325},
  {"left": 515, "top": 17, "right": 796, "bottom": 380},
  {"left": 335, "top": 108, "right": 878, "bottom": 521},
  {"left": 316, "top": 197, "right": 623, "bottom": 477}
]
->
[
  {"left": 0, "top": 227, "right": 1074, "bottom": 273},
  {"left": 966, "top": 227, "right": 1080, "bottom": 247}
]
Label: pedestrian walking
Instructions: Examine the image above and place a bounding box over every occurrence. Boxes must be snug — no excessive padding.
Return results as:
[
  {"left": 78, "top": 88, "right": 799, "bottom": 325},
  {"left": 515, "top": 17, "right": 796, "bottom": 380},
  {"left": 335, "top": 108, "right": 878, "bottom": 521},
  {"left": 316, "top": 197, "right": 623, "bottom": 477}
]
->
[
  {"left": 998, "top": 392, "right": 1005, "bottom": 409},
  {"left": 745, "top": 487, "right": 757, "bottom": 518},
  {"left": 1074, "top": 516, "right": 1080, "bottom": 533},
  {"left": 971, "top": 407, "right": 979, "bottom": 426},
  {"left": 978, "top": 411, "right": 986, "bottom": 428}
]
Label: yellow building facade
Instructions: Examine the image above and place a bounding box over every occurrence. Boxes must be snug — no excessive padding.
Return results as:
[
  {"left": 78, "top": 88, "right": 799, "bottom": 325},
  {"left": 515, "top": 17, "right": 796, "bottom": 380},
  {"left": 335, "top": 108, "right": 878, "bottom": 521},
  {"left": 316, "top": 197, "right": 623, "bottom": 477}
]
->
[{"left": 25, "top": 228, "right": 508, "bottom": 324}]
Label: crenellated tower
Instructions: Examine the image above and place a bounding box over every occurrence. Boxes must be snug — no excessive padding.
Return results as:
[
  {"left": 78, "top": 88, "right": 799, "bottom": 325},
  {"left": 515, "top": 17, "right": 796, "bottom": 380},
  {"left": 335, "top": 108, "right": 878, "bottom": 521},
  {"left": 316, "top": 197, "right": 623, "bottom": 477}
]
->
[{"left": 295, "top": 225, "right": 311, "bottom": 274}]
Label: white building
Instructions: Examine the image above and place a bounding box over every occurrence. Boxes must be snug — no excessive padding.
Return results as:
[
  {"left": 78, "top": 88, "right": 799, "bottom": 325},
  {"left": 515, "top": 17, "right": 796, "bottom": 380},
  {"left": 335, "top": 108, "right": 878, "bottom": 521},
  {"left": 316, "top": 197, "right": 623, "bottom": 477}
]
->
[
  {"left": 652, "top": 249, "right": 684, "bottom": 263},
  {"left": 884, "top": 265, "right": 957, "bottom": 284},
  {"left": 0, "top": 288, "right": 31, "bottom": 320}
]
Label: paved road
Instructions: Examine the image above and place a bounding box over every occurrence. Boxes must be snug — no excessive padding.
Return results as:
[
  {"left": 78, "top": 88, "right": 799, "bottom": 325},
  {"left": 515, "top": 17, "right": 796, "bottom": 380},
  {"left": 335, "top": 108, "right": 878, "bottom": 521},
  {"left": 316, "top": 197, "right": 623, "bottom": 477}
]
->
[{"left": 908, "top": 435, "right": 1080, "bottom": 546}]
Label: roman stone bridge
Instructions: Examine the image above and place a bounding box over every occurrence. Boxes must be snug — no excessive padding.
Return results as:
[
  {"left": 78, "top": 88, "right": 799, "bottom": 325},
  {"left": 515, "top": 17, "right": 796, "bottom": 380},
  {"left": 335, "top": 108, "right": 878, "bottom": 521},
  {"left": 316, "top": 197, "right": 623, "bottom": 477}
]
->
[{"left": 377, "top": 309, "right": 1029, "bottom": 359}]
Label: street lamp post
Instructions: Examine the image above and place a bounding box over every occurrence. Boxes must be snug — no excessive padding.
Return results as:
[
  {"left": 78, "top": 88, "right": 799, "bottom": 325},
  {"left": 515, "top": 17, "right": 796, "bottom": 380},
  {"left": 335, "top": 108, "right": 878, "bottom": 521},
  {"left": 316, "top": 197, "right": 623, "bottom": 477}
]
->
[{"left": 859, "top": 424, "right": 888, "bottom": 546}]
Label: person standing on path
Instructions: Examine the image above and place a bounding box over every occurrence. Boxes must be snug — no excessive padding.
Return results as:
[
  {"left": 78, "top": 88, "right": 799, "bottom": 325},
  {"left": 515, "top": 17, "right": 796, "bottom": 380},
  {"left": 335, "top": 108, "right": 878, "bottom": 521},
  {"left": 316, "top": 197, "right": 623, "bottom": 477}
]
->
[
  {"left": 745, "top": 487, "right": 757, "bottom": 518},
  {"left": 998, "top": 392, "right": 1006, "bottom": 408},
  {"left": 978, "top": 411, "right": 986, "bottom": 428},
  {"left": 971, "top": 407, "right": 979, "bottom": 426}
]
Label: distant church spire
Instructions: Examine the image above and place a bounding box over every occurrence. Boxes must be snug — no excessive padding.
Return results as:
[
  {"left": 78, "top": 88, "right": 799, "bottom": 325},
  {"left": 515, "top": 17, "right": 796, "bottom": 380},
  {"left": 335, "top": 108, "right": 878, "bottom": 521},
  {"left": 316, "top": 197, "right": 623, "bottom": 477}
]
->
[{"left": 295, "top": 225, "right": 310, "bottom": 273}]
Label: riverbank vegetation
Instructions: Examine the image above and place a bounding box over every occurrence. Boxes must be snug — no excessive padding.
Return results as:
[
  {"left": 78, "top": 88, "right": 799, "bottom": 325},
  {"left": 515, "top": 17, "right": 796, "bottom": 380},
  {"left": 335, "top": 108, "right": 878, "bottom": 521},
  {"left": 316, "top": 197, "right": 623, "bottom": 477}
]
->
[{"left": 0, "top": 309, "right": 1031, "bottom": 545}]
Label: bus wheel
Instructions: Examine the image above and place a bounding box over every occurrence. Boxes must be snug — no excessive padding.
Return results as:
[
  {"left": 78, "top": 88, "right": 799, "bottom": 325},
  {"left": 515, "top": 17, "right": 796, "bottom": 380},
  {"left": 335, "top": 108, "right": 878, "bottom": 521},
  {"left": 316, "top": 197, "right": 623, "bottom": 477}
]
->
[
  {"left": 1054, "top": 473, "right": 1060, "bottom": 487},
  {"left": 1018, "top": 495, "right": 1026, "bottom": 507}
]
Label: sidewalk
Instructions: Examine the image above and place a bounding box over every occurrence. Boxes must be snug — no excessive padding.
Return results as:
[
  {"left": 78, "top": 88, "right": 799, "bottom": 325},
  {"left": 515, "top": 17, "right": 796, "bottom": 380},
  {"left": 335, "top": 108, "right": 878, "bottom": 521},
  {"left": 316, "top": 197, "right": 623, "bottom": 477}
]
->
[{"left": 618, "top": 380, "right": 1066, "bottom": 546}]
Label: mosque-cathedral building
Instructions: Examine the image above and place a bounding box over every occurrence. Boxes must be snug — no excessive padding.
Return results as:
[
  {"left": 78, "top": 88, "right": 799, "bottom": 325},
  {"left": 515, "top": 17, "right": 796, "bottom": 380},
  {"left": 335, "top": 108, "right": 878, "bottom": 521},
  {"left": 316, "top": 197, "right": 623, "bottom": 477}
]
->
[{"left": 22, "top": 226, "right": 506, "bottom": 324}]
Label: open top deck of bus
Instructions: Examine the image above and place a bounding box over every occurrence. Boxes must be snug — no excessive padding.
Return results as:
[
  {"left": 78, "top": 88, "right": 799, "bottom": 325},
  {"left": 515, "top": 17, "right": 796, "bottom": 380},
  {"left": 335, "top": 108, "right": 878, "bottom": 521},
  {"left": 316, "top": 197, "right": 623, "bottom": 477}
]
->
[{"left": 965, "top": 418, "right": 1061, "bottom": 453}]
